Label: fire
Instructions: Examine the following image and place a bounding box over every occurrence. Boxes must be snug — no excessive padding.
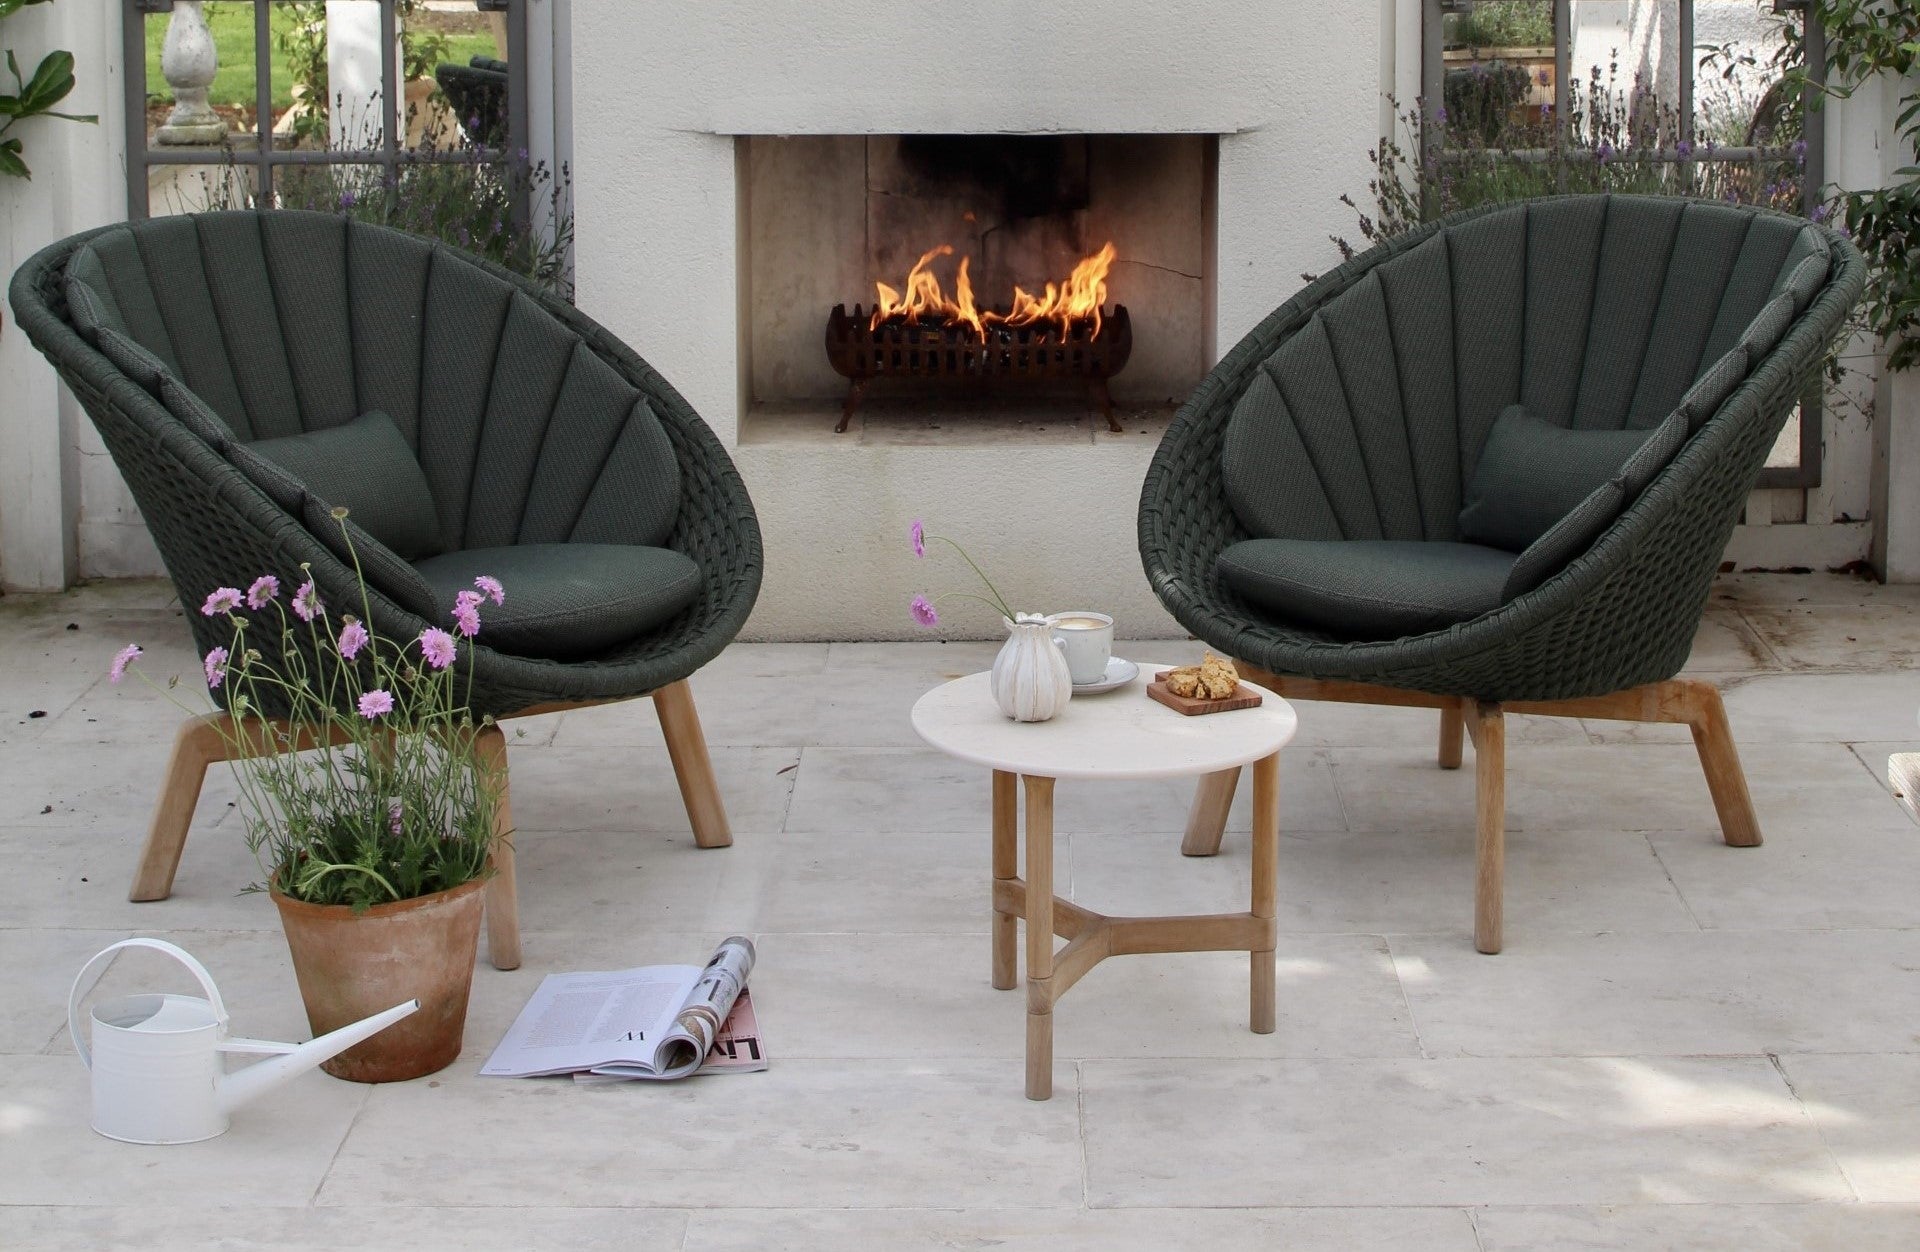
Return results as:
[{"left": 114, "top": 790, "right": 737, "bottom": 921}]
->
[{"left": 869, "top": 241, "right": 1117, "bottom": 340}]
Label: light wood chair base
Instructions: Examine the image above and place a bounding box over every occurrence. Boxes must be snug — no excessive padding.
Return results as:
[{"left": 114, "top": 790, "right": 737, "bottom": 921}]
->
[
  {"left": 1001, "top": 756, "right": 1279, "bottom": 1100},
  {"left": 126, "top": 677, "right": 732, "bottom": 971},
  {"left": 1181, "top": 668, "right": 1763, "bottom": 955}
]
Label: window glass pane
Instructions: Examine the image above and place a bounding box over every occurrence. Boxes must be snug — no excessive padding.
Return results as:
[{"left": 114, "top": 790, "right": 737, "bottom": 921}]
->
[
  {"left": 1565, "top": 0, "right": 1684, "bottom": 137},
  {"left": 1440, "top": 2, "right": 1557, "bottom": 146},
  {"left": 1693, "top": 0, "right": 1803, "bottom": 149}
]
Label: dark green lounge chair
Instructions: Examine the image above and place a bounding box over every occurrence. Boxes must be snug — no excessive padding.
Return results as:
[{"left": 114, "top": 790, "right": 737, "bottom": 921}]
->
[
  {"left": 1138, "top": 195, "right": 1864, "bottom": 953},
  {"left": 9, "top": 210, "right": 764, "bottom": 969}
]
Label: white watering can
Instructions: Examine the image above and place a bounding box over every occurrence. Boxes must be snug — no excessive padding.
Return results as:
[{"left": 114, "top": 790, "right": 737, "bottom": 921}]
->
[{"left": 68, "top": 938, "right": 419, "bottom": 1145}]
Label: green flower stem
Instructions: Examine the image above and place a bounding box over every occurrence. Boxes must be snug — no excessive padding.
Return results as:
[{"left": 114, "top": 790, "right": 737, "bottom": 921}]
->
[{"left": 929, "top": 534, "right": 1017, "bottom": 620}]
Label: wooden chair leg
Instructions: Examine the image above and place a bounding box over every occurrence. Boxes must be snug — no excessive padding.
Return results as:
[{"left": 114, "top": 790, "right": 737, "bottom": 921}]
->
[
  {"left": 1681, "top": 679, "right": 1763, "bottom": 848},
  {"left": 652, "top": 679, "right": 732, "bottom": 849},
  {"left": 475, "top": 723, "right": 521, "bottom": 971},
  {"left": 1472, "top": 700, "right": 1506, "bottom": 955},
  {"left": 131, "top": 714, "right": 231, "bottom": 902},
  {"left": 1182, "top": 766, "right": 1241, "bottom": 856},
  {"left": 1438, "top": 702, "right": 1465, "bottom": 770}
]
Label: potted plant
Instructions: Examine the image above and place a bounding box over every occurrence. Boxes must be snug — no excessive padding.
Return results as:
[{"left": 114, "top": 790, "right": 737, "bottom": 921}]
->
[{"left": 113, "top": 522, "right": 507, "bottom": 1082}]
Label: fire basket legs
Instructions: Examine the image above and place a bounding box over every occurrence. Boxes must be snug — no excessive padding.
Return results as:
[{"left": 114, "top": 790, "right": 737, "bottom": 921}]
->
[
  {"left": 835, "top": 380, "right": 867, "bottom": 434},
  {"left": 1090, "top": 379, "right": 1122, "bottom": 433}
]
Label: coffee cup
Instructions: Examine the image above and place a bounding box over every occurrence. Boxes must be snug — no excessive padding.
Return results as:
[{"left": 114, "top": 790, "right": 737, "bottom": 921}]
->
[{"left": 1047, "top": 611, "right": 1114, "bottom": 685}]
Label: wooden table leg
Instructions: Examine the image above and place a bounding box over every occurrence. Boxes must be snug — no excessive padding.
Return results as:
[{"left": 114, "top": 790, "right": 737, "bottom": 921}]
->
[
  {"left": 992, "top": 769, "right": 1018, "bottom": 990},
  {"left": 1024, "top": 773, "right": 1057, "bottom": 1101},
  {"left": 1250, "top": 752, "right": 1279, "bottom": 1034}
]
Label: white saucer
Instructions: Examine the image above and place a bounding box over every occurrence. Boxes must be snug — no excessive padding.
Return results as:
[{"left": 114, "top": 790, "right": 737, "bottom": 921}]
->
[{"left": 1072, "top": 657, "right": 1140, "bottom": 695}]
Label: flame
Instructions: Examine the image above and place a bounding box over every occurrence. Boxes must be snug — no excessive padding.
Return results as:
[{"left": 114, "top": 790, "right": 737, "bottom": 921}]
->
[
  {"left": 1002, "top": 242, "right": 1115, "bottom": 340},
  {"left": 869, "top": 241, "right": 1116, "bottom": 340}
]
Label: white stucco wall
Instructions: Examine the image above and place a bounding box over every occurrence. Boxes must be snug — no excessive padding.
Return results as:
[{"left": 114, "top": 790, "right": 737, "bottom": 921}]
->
[
  {"left": 568, "top": 0, "right": 1384, "bottom": 640},
  {"left": 0, "top": 0, "right": 131, "bottom": 590}
]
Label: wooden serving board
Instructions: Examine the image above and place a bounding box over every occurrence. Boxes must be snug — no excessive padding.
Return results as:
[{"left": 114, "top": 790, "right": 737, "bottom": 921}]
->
[{"left": 1147, "top": 672, "right": 1265, "bottom": 716}]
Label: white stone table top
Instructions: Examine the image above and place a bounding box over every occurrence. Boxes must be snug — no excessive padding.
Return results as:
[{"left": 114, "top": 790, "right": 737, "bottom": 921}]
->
[{"left": 911, "top": 667, "right": 1298, "bottom": 781}]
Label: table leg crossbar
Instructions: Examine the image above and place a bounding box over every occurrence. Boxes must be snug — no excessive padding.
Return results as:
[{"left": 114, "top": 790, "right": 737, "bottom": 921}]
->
[{"left": 992, "top": 756, "right": 1280, "bottom": 1100}]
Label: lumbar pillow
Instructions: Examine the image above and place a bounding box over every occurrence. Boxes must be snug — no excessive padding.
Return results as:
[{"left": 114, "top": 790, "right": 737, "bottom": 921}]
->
[
  {"left": 411, "top": 544, "right": 702, "bottom": 659},
  {"left": 1457, "top": 405, "right": 1663, "bottom": 552},
  {"left": 1217, "top": 538, "right": 1516, "bottom": 639},
  {"left": 244, "top": 412, "right": 443, "bottom": 560},
  {"left": 1502, "top": 409, "right": 1687, "bottom": 598}
]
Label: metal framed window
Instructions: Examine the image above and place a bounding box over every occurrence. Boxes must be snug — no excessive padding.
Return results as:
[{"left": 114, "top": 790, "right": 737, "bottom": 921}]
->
[
  {"left": 1420, "top": 0, "right": 1826, "bottom": 489},
  {"left": 123, "top": 0, "right": 529, "bottom": 228}
]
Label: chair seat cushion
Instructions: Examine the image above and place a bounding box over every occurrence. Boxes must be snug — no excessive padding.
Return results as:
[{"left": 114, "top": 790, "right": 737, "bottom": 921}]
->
[
  {"left": 1457, "top": 406, "right": 1660, "bottom": 551},
  {"left": 410, "top": 544, "right": 702, "bottom": 659},
  {"left": 245, "top": 412, "right": 444, "bottom": 559},
  {"left": 1217, "top": 538, "right": 1516, "bottom": 639}
]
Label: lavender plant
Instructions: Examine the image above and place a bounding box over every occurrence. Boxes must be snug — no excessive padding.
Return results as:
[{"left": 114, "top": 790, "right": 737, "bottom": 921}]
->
[{"left": 1330, "top": 55, "right": 1804, "bottom": 270}]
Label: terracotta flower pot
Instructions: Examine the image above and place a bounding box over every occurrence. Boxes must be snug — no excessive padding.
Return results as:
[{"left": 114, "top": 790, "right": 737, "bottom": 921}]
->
[{"left": 272, "top": 876, "right": 486, "bottom": 1083}]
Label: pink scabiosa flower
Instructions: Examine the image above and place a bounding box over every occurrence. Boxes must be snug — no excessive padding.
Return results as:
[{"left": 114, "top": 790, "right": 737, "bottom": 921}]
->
[
  {"left": 910, "top": 519, "right": 926, "bottom": 559},
  {"left": 452, "top": 589, "right": 483, "bottom": 638},
  {"left": 473, "top": 575, "right": 504, "bottom": 606},
  {"left": 201, "top": 587, "right": 243, "bottom": 616},
  {"left": 292, "top": 580, "right": 324, "bottom": 622},
  {"left": 203, "top": 647, "right": 229, "bottom": 689},
  {"left": 357, "top": 689, "right": 394, "bottom": 719},
  {"left": 337, "top": 620, "right": 370, "bottom": 661},
  {"left": 109, "top": 644, "right": 142, "bottom": 684},
  {"left": 245, "top": 575, "right": 280, "bottom": 609},
  {"left": 418, "top": 627, "right": 457, "bottom": 670},
  {"left": 910, "top": 594, "right": 939, "bottom": 628}
]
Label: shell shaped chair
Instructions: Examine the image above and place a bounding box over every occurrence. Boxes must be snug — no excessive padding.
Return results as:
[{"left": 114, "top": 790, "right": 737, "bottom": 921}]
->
[
  {"left": 1139, "top": 195, "right": 1864, "bottom": 952},
  {"left": 9, "top": 210, "right": 765, "bottom": 969}
]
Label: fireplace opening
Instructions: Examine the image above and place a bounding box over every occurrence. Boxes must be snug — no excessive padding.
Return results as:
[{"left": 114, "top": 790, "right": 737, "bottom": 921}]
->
[{"left": 742, "top": 134, "right": 1214, "bottom": 441}]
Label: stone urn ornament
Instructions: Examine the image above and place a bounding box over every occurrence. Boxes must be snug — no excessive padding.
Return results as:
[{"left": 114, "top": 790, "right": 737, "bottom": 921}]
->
[
  {"left": 156, "top": 1, "right": 229, "bottom": 146},
  {"left": 907, "top": 519, "right": 1072, "bottom": 722}
]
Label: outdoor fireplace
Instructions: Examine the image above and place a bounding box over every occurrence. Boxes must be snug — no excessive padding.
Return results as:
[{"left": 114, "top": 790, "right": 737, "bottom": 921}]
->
[{"left": 745, "top": 133, "right": 1211, "bottom": 435}]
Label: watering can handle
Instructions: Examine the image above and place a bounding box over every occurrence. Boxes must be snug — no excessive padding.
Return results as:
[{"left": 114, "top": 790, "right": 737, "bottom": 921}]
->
[{"left": 67, "top": 937, "right": 229, "bottom": 1070}]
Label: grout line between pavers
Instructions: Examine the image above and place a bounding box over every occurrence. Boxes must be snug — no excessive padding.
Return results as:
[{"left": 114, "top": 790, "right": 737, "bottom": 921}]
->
[
  {"left": 307, "top": 1083, "right": 375, "bottom": 1209},
  {"left": 1641, "top": 832, "right": 1708, "bottom": 934},
  {"left": 1381, "top": 934, "right": 1434, "bottom": 1063},
  {"left": 1767, "top": 1051, "right": 1861, "bottom": 1204},
  {"left": 1076, "top": 1059, "right": 1091, "bottom": 1211}
]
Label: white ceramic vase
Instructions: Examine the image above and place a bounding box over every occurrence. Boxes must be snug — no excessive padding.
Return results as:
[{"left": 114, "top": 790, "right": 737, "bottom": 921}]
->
[{"left": 990, "top": 614, "right": 1073, "bottom": 723}]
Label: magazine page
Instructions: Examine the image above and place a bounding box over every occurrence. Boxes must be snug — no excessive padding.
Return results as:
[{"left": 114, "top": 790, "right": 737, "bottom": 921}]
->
[{"left": 479, "top": 965, "right": 701, "bottom": 1078}]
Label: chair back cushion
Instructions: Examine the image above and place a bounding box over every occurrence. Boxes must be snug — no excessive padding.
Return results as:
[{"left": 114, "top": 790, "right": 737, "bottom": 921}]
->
[
  {"left": 1218, "top": 197, "right": 1827, "bottom": 565},
  {"left": 61, "top": 211, "right": 684, "bottom": 554}
]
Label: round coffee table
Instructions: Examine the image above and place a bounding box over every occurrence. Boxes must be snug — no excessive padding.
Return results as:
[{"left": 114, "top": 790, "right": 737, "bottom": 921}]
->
[{"left": 911, "top": 668, "right": 1299, "bottom": 1099}]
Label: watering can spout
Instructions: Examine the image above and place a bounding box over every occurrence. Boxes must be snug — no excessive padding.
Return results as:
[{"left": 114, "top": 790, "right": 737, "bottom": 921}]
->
[{"left": 216, "top": 998, "right": 419, "bottom": 1114}]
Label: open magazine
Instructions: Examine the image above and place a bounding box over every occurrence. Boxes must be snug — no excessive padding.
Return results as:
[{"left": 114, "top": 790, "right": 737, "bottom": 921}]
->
[{"left": 480, "top": 936, "right": 765, "bottom": 1081}]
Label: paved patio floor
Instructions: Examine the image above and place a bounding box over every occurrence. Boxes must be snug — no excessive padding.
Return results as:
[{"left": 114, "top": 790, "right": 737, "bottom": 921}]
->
[{"left": 3, "top": 574, "right": 1920, "bottom": 1249}]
